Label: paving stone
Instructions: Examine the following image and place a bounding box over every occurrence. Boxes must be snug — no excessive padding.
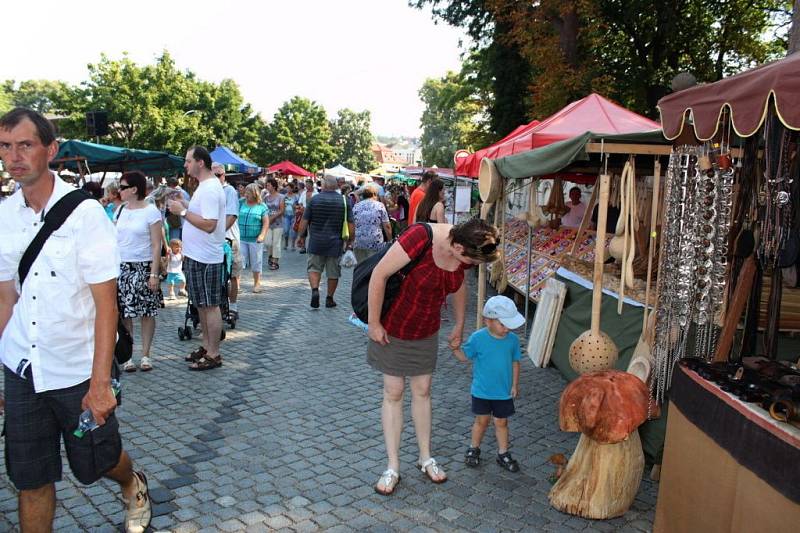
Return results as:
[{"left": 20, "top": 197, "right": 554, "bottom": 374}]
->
[
  {"left": 152, "top": 501, "right": 179, "bottom": 517},
  {"left": 161, "top": 476, "right": 197, "bottom": 489},
  {"left": 148, "top": 487, "right": 175, "bottom": 504}
]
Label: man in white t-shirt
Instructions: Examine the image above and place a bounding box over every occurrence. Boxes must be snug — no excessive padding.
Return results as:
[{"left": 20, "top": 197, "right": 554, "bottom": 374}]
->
[
  {"left": 561, "top": 186, "right": 587, "bottom": 228},
  {"left": 212, "top": 163, "right": 242, "bottom": 318},
  {"left": 168, "top": 146, "right": 226, "bottom": 370}
]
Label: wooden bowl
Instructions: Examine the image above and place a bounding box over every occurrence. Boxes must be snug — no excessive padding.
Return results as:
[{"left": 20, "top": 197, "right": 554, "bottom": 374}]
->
[{"left": 478, "top": 157, "right": 502, "bottom": 203}]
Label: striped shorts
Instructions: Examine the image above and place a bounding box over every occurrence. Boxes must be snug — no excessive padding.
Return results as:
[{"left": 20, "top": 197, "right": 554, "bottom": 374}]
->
[{"left": 184, "top": 257, "right": 224, "bottom": 307}]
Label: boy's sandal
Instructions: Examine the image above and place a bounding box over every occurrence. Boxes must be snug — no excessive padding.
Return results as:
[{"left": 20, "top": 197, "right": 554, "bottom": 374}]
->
[
  {"left": 185, "top": 346, "right": 206, "bottom": 362},
  {"left": 374, "top": 469, "right": 401, "bottom": 496},
  {"left": 465, "top": 447, "right": 481, "bottom": 467},
  {"left": 418, "top": 458, "right": 447, "bottom": 484},
  {"left": 139, "top": 357, "right": 153, "bottom": 372},
  {"left": 122, "top": 360, "right": 137, "bottom": 373},
  {"left": 497, "top": 452, "right": 520, "bottom": 473},
  {"left": 188, "top": 355, "right": 222, "bottom": 371}
]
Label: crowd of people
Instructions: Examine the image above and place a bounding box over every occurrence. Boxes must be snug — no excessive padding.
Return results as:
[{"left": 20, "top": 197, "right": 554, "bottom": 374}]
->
[{"left": 0, "top": 107, "right": 527, "bottom": 532}]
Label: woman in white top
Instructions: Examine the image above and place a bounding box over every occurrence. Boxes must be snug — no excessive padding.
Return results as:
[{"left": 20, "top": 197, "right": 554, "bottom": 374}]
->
[{"left": 115, "top": 171, "right": 163, "bottom": 372}]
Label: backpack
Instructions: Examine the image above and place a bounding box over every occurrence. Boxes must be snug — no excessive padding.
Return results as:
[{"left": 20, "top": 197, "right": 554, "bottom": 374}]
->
[{"left": 351, "top": 223, "right": 432, "bottom": 323}]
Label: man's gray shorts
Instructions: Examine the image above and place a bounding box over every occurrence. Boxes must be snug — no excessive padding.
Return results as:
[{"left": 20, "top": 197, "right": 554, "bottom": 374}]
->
[
  {"left": 307, "top": 254, "right": 341, "bottom": 279},
  {"left": 3, "top": 366, "right": 122, "bottom": 490}
]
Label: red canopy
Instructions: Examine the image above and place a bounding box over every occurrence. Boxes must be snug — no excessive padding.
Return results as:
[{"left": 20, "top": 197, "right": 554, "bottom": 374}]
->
[
  {"left": 658, "top": 54, "right": 800, "bottom": 140},
  {"left": 267, "top": 160, "right": 314, "bottom": 177},
  {"left": 456, "top": 93, "right": 661, "bottom": 177}
]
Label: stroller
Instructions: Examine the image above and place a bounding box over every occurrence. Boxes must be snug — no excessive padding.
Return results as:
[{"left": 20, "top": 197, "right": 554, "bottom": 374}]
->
[{"left": 178, "top": 239, "right": 237, "bottom": 341}]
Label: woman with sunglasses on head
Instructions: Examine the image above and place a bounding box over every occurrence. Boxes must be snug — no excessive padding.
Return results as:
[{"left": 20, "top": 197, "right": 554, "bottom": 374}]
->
[
  {"left": 114, "top": 171, "right": 164, "bottom": 372},
  {"left": 367, "top": 218, "right": 500, "bottom": 496}
]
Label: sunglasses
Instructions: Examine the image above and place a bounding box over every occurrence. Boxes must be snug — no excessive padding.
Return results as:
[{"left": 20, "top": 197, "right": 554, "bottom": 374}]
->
[
  {"left": 478, "top": 242, "right": 498, "bottom": 254},
  {"left": 214, "top": 173, "right": 224, "bottom": 178},
  {"left": 119, "top": 184, "right": 135, "bottom": 191}
]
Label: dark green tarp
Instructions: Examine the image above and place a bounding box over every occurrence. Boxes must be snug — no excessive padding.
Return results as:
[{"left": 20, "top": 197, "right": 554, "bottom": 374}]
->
[
  {"left": 494, "top": 130, "right": 668, "bottom": 179},
  {"left": 54, "top": 140, "right": 184, "bottom": 177},
  {"left": 550, "top": 275, "right": 666, "bottom": 464}
]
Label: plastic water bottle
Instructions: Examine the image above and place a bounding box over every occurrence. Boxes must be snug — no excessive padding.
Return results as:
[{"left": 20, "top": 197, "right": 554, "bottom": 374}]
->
[
  {"left": 73, "top": 379, "right": 121, "bottom": 438},
  {"left": 348, "top": 312, "right": 369, "bottom": 333}
]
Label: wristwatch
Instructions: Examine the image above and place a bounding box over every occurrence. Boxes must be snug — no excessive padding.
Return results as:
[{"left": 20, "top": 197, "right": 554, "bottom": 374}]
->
[{"left": 179, "top": 209, "right": 187, "bottom": 217}]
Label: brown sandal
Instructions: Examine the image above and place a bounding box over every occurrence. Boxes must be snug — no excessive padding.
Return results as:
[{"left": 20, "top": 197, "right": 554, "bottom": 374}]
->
[
  {"left": 185, "top": 346, "right": 206, "bottom": 362},
  {"left": 188, "top": 355, "right": 222, "bottom": 371}
]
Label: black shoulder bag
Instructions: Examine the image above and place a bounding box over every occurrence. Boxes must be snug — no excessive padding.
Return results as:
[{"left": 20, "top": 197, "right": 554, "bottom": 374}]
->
[
  {"left": 18, "top": 190, "right": 133, "bottom": 364},
  {"left": 351, "top": 223, "right": 433, "bottom": 323}
]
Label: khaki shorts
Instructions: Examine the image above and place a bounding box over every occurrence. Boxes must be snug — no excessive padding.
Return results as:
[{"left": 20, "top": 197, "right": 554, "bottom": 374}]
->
[
  {"left": 307, "top": 254, "right": 341, "bottom": 279},
  {"left": 229, "top": 238, "right": 242, "bottom": 278}
]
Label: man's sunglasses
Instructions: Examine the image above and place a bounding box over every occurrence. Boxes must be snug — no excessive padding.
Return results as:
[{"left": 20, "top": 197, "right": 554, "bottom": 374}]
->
[
  {"left": 214, "top": 173, "right": 224, "bottom": 178},
  {"left": 119, "top": 184, "right": 135, "bottom": 191}
]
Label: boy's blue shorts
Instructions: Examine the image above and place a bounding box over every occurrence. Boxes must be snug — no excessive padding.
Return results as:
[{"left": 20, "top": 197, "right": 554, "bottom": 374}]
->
[{"left": 472, "top": 396, "right": 515, "bottom": 419}]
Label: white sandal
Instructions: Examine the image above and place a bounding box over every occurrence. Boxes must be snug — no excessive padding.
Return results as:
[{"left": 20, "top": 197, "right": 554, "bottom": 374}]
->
[
  {"left": 122, "top": 360, "right": 136, "bottom": 373},
  {"left": 375, "top": 469, "right": 401, "bottom": 495},
  {"left": 418, "top": 457, "right": 447, "bottom": 484}
]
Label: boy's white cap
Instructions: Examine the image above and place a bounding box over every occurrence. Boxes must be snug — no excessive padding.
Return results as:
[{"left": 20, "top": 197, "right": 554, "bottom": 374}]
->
[{"left": 482, "top": 295, "right": 525, "bottom": 329}]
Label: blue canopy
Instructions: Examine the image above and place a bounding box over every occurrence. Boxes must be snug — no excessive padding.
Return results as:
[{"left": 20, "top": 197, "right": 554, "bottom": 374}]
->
[{"left": 210, "top": 146, "right": 260, "bottom": 173}]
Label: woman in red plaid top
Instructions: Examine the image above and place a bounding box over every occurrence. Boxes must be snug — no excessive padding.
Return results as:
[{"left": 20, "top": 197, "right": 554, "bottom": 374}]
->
[{"left": 367, "top": 218, "right": 500, "bottom": 495}]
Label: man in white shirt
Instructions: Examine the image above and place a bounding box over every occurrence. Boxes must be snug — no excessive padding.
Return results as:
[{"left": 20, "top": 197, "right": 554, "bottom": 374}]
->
[
  {"left": 168, "top": 147, "right": 226, "bottom": 370},
  {"left": 561, "top": 186, "right": 587, "bottom": 228},
  {"left": 0, "top": 108, "right": 151, "bottom": 533},
  {"left": 211, "top": 162, "right": 241, "bottom": 318}
]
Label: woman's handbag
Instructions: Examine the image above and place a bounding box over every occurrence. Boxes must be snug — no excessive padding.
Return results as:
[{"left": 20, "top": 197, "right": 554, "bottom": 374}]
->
[
  {"left": 350, "top": 223, "right": 432, "bottom": 323},
  {"left": 18, "top": 190, "right": 134, "bottom": 364}
]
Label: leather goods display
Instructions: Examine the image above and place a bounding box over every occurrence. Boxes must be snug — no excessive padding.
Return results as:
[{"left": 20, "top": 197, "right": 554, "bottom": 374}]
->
[{"left": 680, "top": 357, "right": 800, "bottom": 428}]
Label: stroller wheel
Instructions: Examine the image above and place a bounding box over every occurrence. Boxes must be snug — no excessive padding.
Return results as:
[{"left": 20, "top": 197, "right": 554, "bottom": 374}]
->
[
  {"left": 178, "top": 327, "right": 186, "bottom": 341},
  {"left": 229, "top": 319, "right": 236, "bottom": 329},
  {"left": 186, "top": 327, "right": 193, "bottom": 340},
  {"left": 220, "top": 329, "right": 226, "bottom": 341}
]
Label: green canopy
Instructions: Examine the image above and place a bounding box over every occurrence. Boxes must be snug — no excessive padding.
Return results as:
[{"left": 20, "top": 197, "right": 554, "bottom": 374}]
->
[
  {"left": 54, "top": 140, "right": 184, "bottom": 177},
  {"left": 493, "top": 130, "right": 667, "bottom": 179},
  {"left": 386, "top": 173, "right": 418, "bottom": 184}
]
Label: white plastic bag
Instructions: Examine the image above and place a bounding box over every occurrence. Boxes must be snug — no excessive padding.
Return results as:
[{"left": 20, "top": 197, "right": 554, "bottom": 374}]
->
[{"left": 340, "top": 249, "right": 357, "bottom": 268}]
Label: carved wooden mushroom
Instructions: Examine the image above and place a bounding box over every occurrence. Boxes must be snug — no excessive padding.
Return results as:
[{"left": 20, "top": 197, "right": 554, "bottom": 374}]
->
[{"left": 549, "top": 370, "right": 649, "bottom": 519}]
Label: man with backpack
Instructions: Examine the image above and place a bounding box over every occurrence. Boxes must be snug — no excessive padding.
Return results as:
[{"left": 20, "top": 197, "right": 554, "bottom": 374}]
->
[{"left": 0, "top": 108, "right": 151, "bottom": 533}]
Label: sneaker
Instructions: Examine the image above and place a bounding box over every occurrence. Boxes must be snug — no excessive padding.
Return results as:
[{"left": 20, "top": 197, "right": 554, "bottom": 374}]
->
[
  {"left": 325, "top": 296, "right": 337, "bottom": 308},
  {"left": 124, "top": 471, "right": 151, "bottom": 533},
  {"left": 464, "top": 447, "right": 481, "bottom": 467},
  {"left": 310, "top": 290, "right": 320, "bottom": 309},
  {"left": 496, "top": 452, "right": 520, "bottom": 473}
]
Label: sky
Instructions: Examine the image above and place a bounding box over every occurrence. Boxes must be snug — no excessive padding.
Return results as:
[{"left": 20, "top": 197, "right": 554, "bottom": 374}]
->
[{"left": 3, "top": 0, "right": 468, "bottom": 138}]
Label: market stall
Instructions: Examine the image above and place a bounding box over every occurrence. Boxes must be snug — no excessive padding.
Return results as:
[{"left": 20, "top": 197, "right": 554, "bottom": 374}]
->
[
  {"left": 651, "top": 53, "right": 800, "bottom": 532},
  {"left": 267, "top": 160, "right": 314, "bottom": 178},
  {"left": 52, "top": 140, "right": 185, "bottom": 181},
  {"left": 209, "top": 145, "right": 260, "bottom": 174}
]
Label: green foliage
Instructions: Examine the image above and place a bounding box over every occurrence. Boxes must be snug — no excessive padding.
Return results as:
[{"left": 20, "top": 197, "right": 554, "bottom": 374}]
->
[
  {"left": 330, "top": 109, "right": 377, "bottom": 172},
  {"left": 419, "top": 70, "right": 490, "bottom": 168},
  {"left": 414, "top": 0, "right": 791, "bottom": 134},
  {"left": 261, "top": 96, "right": 336, "bottom": 173},
  {"left": 1, "top": 51, "right": 267, "bottom": 162},
  {"left": 0, "top": 84, "right": 13, "bottom": 114}
]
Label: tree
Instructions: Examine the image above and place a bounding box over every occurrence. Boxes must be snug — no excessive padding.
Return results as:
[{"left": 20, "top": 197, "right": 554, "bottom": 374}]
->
[
  {"left": 412, "top": 0, "right": 533, "bottom": 139},
  {"left": 261, "top": 96, "right": 336, "bottom": 172},
  {"left": 0, "top": 84, "right": 13, "bottom": 114},
  {"left": 415, "top": 0, "right": 790, "bottom": 124},
  {"left": 419, "top": 70, "right": 488, "bottom": 167},
  {"left": 789, "top": 0, "right": 800, "bottom": 53},
  {"left": 329, "top": 109, "right": 377, "bottom": 172}
]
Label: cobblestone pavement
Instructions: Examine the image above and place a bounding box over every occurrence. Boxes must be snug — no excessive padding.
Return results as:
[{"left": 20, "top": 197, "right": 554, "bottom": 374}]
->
[{"left": 0, "top": 248, "right": 657, "bottom": 532}]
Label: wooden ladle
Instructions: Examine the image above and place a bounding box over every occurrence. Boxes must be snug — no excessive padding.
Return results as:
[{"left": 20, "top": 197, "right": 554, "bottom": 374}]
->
[{"left": 569, "top": 174, "right": 619, "bottom": 374}]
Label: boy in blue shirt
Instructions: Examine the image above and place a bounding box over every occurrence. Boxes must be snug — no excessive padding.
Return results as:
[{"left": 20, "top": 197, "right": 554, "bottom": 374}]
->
[{"left": 453, "top": 295, "right": 524, "bottom": 472}]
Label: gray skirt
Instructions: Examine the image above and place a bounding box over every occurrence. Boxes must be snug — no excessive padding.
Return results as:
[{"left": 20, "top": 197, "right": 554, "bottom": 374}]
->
[{"left": 367, "top": 333, "right": 439, "bottom": 377}]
